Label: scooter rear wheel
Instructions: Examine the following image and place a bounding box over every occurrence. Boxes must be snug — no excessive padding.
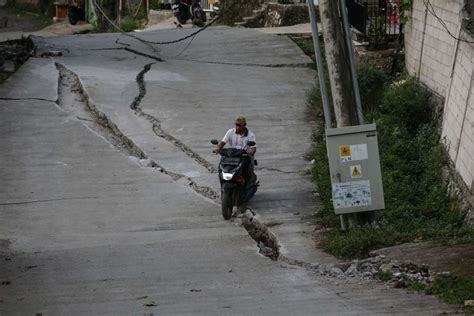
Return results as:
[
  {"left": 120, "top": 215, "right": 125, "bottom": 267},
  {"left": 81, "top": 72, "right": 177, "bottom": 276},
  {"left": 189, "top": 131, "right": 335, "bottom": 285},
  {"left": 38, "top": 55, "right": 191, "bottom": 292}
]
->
[
  {"left": 192, "top": 9, "right": 205, "bottom": 27},
  {"left": 221, "top": 191, "right": 233, "bottom": 220}
]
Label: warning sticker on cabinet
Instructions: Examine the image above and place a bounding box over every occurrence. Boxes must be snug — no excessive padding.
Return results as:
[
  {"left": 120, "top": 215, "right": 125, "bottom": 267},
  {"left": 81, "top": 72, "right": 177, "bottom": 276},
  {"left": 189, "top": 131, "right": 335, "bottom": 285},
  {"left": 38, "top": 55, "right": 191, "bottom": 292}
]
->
[
  {"left": 332, "top": 180, "right": 372, "bottom": 209},
  {"left": 339, "top": 146, "right": 351, "bottom": 161},
  {"left": 350, "top": 165, "right": 362, "bottom": 178},
  {"left": 339, "top": 144, "right": 368, "bottom": 162}
]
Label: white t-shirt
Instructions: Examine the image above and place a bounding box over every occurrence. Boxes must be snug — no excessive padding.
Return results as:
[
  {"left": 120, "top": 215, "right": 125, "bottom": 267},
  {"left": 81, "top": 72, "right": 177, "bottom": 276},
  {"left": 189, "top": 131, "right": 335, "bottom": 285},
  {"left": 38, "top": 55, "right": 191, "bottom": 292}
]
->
[{"left": 222, "top": 128, "right": 256, "bottom": 150}]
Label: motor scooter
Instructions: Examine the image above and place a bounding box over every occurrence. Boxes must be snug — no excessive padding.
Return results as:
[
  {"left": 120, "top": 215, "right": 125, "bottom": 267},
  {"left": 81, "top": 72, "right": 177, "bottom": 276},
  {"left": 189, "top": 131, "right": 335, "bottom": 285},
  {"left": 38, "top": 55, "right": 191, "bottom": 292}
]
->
[
  {"left": 211, "top": 140, "right": 259, "bottom": 220},
  {"left": 172, "top": 0, "right": 207, "bottom": 27},
  {"left": 67, "top": 0, "right": 85, "bottom": 25}
]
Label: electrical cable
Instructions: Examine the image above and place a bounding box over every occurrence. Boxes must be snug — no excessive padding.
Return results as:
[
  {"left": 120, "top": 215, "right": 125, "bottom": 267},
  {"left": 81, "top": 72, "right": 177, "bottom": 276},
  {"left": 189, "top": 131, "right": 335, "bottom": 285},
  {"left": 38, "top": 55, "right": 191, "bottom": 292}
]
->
[
  {"left": 92, "top": 0, "right": 225, "bottom": 46},
  {"left": 175, "top": 32, "right": 198, "bottom": 57},
  {"left": 92, "top": 0, "right": 159, "bottom": 53},
  {"left": 423, "top": 0, "right": 474, "bottom": 44}
]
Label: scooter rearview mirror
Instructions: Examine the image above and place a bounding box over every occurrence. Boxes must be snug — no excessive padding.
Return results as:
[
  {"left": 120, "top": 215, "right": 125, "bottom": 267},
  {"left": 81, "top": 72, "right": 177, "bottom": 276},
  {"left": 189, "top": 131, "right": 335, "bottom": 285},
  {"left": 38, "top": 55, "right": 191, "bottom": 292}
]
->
[
  {"left": 247, "top": 141, "right": 256, "bottom": 147},
  {"left": 210, "top": 139, "right": 219, "bottom": 145}
]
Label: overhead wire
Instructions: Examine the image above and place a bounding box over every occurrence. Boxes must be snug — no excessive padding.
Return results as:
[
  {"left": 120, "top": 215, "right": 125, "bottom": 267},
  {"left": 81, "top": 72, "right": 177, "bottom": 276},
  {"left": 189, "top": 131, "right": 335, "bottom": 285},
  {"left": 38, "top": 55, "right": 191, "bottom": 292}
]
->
[
  {"left": 92, "top": 0, "right": 159, "bottom": 53},
  {"left": 92, "top": 0, "right": 225, "bottom": 47},
  {"left": 423, "top": 0, "right": 474, "bottom": 44}
]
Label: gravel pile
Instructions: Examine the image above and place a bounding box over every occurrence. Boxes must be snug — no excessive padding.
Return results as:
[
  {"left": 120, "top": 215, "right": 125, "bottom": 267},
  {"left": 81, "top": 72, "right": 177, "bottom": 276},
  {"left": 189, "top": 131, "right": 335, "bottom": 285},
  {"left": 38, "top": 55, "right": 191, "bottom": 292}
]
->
[{"left": 313, "top": 252, "right": 433, "bottom": 287}]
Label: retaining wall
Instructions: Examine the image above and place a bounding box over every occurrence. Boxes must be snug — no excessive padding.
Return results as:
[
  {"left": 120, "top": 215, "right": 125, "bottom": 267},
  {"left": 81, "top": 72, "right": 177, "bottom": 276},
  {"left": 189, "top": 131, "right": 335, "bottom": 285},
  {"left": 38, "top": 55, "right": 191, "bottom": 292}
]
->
[{"left": 405, "top": 0, "right": 473, "bottom": 192}]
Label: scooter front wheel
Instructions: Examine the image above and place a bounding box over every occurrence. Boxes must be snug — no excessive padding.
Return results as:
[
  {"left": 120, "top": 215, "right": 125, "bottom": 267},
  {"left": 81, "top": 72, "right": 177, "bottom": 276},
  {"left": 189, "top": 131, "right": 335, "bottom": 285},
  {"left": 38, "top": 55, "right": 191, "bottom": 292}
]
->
[
  {"left": 221, "top": 191, "right": 233, "bottom": 220},
  {"left": 176, "top": 13, "right": 187, "bottom": 25}
]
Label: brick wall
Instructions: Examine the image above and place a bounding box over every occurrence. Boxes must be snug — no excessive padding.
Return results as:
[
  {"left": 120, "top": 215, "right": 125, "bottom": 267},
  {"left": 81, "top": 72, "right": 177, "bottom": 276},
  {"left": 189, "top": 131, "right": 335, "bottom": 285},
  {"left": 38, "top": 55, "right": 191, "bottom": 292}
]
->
[{"left": 405, "top": 0, "right": 474, "bottom": 191}]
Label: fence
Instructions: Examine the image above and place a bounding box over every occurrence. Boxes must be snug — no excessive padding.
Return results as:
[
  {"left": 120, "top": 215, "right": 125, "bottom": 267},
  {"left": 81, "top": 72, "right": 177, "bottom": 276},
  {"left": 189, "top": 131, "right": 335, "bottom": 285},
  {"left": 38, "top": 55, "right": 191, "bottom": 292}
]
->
[{"left": 347, "top": 0, "right": 401, "bottom": 45}]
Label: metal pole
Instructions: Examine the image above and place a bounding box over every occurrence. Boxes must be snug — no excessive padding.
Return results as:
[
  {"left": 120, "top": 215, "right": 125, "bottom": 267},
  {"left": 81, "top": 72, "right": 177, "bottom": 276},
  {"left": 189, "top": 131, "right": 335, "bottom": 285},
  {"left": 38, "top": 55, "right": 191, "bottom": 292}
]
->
[
  {"left": 339, "top": 0, "right": 364, "bottom": 125},
  {"left": 307, "top": 0, "right": 332, "bottom": 129}
]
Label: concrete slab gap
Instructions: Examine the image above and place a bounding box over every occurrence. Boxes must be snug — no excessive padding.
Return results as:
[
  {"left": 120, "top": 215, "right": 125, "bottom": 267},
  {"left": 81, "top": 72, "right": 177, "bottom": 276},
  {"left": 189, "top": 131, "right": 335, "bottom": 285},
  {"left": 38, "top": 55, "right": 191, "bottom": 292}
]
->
[
  {"left": 172, "top": 57, "right": 314, "bottom": 69},
  {"left": 130, "top": 62, "right": 216, "bottom": 174},
  {"left": 54, "top": 62, "right": 218, "bottom": 202},
  {"left": 0, "top": 97, "right": 56, "bottom": 103}
]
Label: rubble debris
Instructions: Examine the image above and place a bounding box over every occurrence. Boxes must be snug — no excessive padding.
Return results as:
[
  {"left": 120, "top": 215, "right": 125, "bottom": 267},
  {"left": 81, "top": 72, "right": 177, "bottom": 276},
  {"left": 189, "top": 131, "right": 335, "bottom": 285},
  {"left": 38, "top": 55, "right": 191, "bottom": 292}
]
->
[
  {"left": 311, "top": 252, "right": 435, "bottom": 287},
  {"left": 241, "top": 209, "right": 280, "bottom": 260}
]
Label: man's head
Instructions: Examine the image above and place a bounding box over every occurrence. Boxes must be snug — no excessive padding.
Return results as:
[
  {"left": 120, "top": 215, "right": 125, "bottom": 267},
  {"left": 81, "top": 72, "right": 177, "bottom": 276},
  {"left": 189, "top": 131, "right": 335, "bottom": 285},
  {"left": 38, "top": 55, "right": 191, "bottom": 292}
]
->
[{"left": 234, "top": 116, "right": 246, "bottom": 134}]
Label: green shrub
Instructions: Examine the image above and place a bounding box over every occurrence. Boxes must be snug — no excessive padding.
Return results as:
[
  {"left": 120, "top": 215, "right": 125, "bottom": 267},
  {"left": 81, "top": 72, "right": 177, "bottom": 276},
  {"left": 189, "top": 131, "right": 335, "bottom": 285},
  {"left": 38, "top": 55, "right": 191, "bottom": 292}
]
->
[
  {"left": 426, "top": 274, "right": 474, "bottom": 305},
  {"left": 380, "top": 78, "right": 432, "bottom": 134},
  {"left": 120, "top": 16, "right": 138, "bottom": 32},
  {"left": 306, "top": 75, "right": 472, "bottom": 259},
  {"left": 321, "top": 226, "right": 404, "bottom": 258},
  {"left": 357, "top": 64, "right": 389, "bottom": 114},
  {"left": 375, "top": 271, "right": 394, "bottom": 282}
]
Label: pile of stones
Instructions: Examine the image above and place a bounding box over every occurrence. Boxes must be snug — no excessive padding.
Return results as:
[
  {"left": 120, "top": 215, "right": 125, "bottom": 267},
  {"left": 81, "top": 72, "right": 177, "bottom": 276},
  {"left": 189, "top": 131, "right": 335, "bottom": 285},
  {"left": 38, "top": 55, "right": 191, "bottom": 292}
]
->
[
  {"left": 313, "top": 252, "right": 433, "bottom": 287},
  {"left": 240, "top": 209, "right": 434, "bottom": 287}
]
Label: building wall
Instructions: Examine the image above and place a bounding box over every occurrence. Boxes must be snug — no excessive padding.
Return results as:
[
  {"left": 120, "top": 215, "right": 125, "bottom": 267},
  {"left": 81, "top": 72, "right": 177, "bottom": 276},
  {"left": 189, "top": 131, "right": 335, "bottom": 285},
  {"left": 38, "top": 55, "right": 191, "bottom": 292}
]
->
[{"left": 405, "top": 0, "right": 474, "bottom": 191}]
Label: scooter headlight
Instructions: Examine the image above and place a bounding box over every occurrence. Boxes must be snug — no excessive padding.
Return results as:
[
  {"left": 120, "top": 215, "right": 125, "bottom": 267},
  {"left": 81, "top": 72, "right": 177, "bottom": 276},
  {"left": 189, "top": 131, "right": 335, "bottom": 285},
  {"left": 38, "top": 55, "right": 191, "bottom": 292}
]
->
[{"left": 222, "top": 172, "right": 233, "bottom": 181}]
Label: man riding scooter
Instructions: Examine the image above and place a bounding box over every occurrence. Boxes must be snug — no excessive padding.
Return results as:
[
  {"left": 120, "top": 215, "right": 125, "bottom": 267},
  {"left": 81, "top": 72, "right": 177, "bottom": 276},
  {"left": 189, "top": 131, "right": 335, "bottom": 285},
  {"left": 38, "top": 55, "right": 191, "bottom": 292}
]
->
[{"left": 212, "top": 116, "right": 258, "bottom": 218}]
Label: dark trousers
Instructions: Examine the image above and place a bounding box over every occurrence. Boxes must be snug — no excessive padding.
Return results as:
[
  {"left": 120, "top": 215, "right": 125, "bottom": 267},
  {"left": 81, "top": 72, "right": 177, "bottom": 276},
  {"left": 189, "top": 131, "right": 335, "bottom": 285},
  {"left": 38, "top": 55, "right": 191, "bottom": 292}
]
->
[{"left": 241, "top": 156, "right": 255, "bottom": 184}]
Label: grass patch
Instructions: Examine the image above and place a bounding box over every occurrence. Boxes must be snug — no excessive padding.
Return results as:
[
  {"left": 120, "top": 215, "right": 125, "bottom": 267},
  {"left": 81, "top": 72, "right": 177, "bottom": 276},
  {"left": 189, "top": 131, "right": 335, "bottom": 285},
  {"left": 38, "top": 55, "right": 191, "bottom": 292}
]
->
[
  {"left": 427, "top": 274, "right": 474, "bottom": 306},
  {"left": 119, "top": 16, "right": 139, "bottom": 32},
  {"left": 291, "top": 34, "right": 474, "bottom": 260},
  {"left": 375, "top": 270, "right": 393, "bottom": 282}
]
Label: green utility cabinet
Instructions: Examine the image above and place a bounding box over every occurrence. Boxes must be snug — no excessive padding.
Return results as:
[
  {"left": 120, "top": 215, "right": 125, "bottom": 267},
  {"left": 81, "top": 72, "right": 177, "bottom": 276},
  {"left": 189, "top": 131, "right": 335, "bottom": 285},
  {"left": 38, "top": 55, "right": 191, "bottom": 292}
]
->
[{"left": 326, "top": 123, "right": 385, "bottom": 215}]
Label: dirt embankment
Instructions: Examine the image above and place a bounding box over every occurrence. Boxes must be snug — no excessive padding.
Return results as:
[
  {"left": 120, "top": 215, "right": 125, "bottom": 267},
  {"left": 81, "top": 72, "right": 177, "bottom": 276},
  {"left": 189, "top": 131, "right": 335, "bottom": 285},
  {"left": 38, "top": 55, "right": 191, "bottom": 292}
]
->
[
  {"left": 0, "top": 8, "right": 50, "bottom": 32},
  {"left": 0, "top": 37, "right": 33, "bottom": 84}
]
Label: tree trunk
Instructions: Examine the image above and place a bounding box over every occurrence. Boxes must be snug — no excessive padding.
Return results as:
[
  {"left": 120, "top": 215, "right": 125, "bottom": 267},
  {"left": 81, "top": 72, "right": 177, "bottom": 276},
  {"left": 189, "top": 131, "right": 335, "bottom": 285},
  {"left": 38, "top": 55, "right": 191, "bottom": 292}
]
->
[{"left": 318, "top": 0, "right": 358, "bottom": 127}]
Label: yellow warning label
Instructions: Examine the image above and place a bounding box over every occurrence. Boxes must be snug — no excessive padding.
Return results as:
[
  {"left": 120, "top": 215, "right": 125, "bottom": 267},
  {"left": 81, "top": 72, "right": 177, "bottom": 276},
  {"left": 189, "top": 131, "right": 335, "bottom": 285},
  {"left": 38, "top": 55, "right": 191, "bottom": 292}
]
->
[
  {"left": 350, "top": 165, "right": 362, "bottom": 178},
  {"left": 339, "top": 146, "right": 351, "bottom": 157}
]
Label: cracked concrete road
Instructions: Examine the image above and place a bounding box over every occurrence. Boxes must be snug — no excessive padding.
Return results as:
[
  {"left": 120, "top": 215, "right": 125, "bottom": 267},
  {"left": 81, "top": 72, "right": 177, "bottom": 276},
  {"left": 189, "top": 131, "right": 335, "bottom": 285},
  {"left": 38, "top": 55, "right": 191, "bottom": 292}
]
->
[{"left": 0, "top": 27, "right": 459, "bottom": 314}]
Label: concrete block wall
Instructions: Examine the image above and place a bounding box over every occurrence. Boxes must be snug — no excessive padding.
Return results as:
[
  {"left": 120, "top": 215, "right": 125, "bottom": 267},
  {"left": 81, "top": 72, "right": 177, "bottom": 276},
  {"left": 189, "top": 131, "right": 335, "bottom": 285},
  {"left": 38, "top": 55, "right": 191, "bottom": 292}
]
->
[
  {"left": 442, "top": 35, "right": 474, "bottom": 190},
  {"left": 405, "top": 0, "right": 474, "bottom": 191},
  {"left": 405, "top": 0, "right": 464, "bottom": 95}
]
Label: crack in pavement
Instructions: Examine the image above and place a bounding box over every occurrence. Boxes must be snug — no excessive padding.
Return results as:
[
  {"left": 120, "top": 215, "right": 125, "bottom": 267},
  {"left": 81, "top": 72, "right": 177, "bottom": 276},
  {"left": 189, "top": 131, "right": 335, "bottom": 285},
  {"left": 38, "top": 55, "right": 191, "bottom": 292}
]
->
[
  {"left": 239, "top": 210, "right": 281, "bottom": 260},
  {"left": 172, "top": 58, "right": 314, "bottom": 69},
  {"left": 115, "top": 38, "right": 131, "bottom": 47},
  {"left": 79, "top": 47, "right": 163, "bottom": 62},
  {"left": 0, "top": 196, "right": 99, "bottom": 206},
  {"left": 54, "top": 62, "right": 219, "bottom": 202},
  {"left": 128, "top": 62, "right": 315, "bottom": 264},
  {"left": 125, "top": 62, "right": 299, "bottom": 263},
  {"left": 0, "top": 97, "right": 57, "bottom": 103},
  {"left": 53, "top": 61, "right": 313, "bottom": 268},
  {"left": 130, "top": 62, "right": 217, "bottom": 174},
  {"left": 255, "top": 166, "right": 299, "bottom": 174}
]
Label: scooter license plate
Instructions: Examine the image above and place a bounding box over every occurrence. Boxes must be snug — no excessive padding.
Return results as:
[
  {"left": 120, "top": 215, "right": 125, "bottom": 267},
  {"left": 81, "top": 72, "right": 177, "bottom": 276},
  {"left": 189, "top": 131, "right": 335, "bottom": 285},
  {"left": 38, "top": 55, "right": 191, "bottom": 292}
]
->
[{"left": 222, "top": 158, "right": 240, "bottom": 165}]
